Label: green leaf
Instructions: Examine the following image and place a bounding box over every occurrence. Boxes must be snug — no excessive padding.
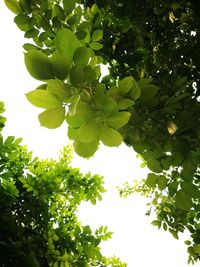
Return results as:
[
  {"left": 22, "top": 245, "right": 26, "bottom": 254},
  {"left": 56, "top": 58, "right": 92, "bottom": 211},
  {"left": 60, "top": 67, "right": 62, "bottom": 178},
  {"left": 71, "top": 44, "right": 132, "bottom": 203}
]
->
[
  {"left": 129, "top": 81, "right": 141, "bottom": 100},
  {"left": 14, "top": 14, "right": 30, "bottom": 26},
  {"left": 68, "top": 95, "right": 80, "bottom": 116},
  {"left": 73, "top": 47, "right": 92, "bottom": 66},
  {"left": 24, "top": 50, "right": 54, "bottom": 80},
  {"left": 92, "top": 30, "right": 103, "bottom": 42},
  {"left": 51, "top": 51, "right": 71, "bottom": 80},
  {"left": 25, "top": 29, "right": 39, "bottom": 38},
  {"left": 106, "top": 112, "right": 131, "bottom": 129},
  {"left": 38, "top": 107, "right": 65, "bottom": 129},
  {"left": 47, "top": 79, "right": 70, "bottom": 101},
  {"left": 55, "top": 28, "right": 81, "bottom": 62},
  {"left": 69, "top": 66, "right": 84, "bottom": 86},
  {"left": 83, "top": 66, "right": 97, "bottom": 82},
  {"left": 140, "top": 84, "right": 159, "bottom": 102},
  {"left": 74, "top": 139, "right": 98, "bottom": 158},
  {"left": 66, "top": 101, "right": 93, "bottom": 127},
  {"left": 100, "top": 127, "right": 123, "bottom": 147},
  {"left": 89, "top": 42, "right": 103, "bottom": 51},
  {"left": 181, "top": 182, "right": 200, "bottom": 198},
  {"left": 146, "top": 173, "right": 158, "bottom": 187},
  {"left": 118, "top": 76, "right": 134, "bottom": 94},
  {"left": 175, "top": 191, "right": 192, "bottom": 211},
  {"left": 157, "top": 175, "right": 168, "bottom": 190},
  {"left": 147, "top": 159, "right": 162, "bottom": 173},
  {"left": 26, "top": 90, "right": 62, "bottom": 109},
  {"left": 78, "top": 123, "right": 99, "bottom": 143},
  {"left": 193, "top": 244, "right": 200, "bottom": 254},
  {"left": 151, "top": 220, "right": 161, "bottom": 228},
  {"left": 4, "top": 0, "right": 22, "bottom": 14},
  {"left": 67, "top": 127, "right": 79, "bottom": 140},
  {"left": 63, "top": 0, "right": 76, "bottom": 15},
  {"left": 118, "top": 99, "right": 134, "bottom": 110}
]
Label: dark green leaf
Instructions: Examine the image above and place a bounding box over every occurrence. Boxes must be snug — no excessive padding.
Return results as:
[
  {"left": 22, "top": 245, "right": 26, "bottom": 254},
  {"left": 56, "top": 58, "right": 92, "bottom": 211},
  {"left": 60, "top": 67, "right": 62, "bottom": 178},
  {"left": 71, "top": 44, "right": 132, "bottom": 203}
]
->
[
  {"left": 24, "top": 50, "right": 54, "bottom": 80},
  {"left": 175, "top": 191, "right": 192, "bottom": 211},
  {"left": 73, "top": 47, "right": 92, "bottom": 66}
]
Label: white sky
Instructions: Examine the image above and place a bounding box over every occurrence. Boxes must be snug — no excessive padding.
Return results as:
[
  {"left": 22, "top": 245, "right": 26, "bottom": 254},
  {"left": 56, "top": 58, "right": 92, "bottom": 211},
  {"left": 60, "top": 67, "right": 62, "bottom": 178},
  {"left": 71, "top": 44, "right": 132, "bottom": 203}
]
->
[{"left": 0, "top": 2, "right": 197, "bottom": 266}]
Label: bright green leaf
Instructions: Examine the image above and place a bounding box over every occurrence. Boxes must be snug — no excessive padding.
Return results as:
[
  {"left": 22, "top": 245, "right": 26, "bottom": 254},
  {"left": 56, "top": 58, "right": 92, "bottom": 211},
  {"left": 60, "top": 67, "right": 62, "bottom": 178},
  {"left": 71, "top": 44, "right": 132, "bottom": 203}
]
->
[
  {"left": 129, "top": 81, "right": 141, "bottom": 100},
  {"left": 5, "top": 0, "right": 22, "bottom": 14},
  {"left": 74, "top": 139, "right": 98, "bottom": 158},
  {"left": 92, "top": 30, "right": 103, "bottom": 42},
  {"left": 118, "top": 76, "right": 134, "bottom": 94},
  {"left": 38, "top": 107, "right": 65, "bottom": 129},
  {"left": 106, "top": 112, "right": 131, "bottom": 129},
  {"left": 55, "top": 28, "right": 81, "bottom": 62},
  {"left": 118, "top": 99, "right": 134, "bottom": 110},
  {"left": 78, "top": 123, "right": 99, "bottom": 143},
  {"left": 47, "top": 79, "right": 70, "bottom": 101},
  {"left": 100, "top": 127, "right": 123, "bottom": 147},
  {"left": 89, "top": 42, "right": 103, "bottom": 51},
  {"left": 26, "top": 89, "right": 62, "bottom": 109}
]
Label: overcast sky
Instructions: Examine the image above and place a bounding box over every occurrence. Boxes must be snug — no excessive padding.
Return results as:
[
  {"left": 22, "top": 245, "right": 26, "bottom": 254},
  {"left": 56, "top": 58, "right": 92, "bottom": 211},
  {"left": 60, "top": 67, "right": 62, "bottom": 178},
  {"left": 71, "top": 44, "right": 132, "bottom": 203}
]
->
[{"left": 0, "top": 2, "right": 197, "bottom": 266}]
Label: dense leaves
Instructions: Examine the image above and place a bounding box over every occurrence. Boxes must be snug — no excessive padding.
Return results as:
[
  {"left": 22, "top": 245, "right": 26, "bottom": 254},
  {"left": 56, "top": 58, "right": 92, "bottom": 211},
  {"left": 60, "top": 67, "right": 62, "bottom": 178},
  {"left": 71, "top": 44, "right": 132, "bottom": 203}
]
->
[
  {"left": 5, "top": 0, "right": 200, "bottom": 264},
  {"left": 0, "top": 103, "right": 126, "bottom": 267}
]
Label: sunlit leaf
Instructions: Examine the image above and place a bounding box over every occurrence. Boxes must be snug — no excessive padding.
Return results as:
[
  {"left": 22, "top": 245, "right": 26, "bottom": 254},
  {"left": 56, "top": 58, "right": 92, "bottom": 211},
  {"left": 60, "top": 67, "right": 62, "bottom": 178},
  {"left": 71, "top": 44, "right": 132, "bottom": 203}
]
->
[
  {"left": 106, "top": 112, "right": 131, "bottom": 129},
  {"left": 119, "top": 76, "right": 134, "bottom": 94},
  {"left": 47, "top": 79, "right": 70, "bottom": 101},
  {"left": 5, "top": 0, "right": 22, "bottom": 14},
  {"left": 78, "top": 123, "right": 99, "bottom": 143},
  {"left": 89, "top": 42, "right": 103, "bottom": 51},
  {"left": 100, "top": 127, "right": 123, "bottom": 147},
  {"left": 118, "top": 99, "right": 134, "bottom": 110},
  {"left": 55, "top": 28, "right": 81, "bottom": 62},
  {"left": 92, "top": 30, "right": 103, "bottom": 42},
  {"left": 38, "top": 107, "right": 65, "bottom": 129},
  {"left": 74, "top": 139, "right": 99, "bottom": 158},
  {"left": 26, "top": 89, "right": 62, "bottom": 109}
]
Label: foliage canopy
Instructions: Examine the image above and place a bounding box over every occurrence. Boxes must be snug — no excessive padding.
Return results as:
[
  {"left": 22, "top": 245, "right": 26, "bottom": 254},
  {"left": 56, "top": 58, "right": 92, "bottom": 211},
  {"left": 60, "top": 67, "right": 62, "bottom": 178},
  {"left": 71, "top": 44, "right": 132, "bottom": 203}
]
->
[
  {"left": 4, "top": 0, "right": 200, "bottom": 264},
  {"left": 0, "top": 102, "right": 126, "bottom": 267}
]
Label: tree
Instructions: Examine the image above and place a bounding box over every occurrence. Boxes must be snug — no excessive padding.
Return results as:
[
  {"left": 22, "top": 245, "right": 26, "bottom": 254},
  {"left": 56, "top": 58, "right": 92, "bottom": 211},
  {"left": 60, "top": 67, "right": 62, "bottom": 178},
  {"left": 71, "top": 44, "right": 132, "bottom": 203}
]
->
[
  {"left": 4, "top": 0, "right": 200, "bottom": 264},
  {"left": 0, "top": 102, "right": 126, "bottom": 267}
]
